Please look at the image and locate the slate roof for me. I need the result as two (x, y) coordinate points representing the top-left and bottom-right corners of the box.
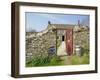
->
(48, 24), (76, 30)
(47, 23), (89, 32)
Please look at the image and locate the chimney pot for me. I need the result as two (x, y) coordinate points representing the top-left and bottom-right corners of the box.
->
(48, 21), (51, 25)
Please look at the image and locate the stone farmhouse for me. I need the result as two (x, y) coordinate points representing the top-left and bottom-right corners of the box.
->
(26, 21), (89, 60)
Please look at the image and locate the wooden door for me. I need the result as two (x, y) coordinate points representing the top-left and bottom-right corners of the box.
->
(65, 29), (73, 55)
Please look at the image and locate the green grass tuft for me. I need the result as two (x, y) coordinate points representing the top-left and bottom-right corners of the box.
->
(26, 55), (63, 67)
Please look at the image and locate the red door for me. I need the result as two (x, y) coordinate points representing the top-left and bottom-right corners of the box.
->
(65, 29), (73, 55)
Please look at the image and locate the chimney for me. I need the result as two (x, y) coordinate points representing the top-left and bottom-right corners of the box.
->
(78, 20), (80, 27)
(48, 21), (51, 25)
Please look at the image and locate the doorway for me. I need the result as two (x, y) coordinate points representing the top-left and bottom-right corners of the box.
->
(62, 35), (64, 41)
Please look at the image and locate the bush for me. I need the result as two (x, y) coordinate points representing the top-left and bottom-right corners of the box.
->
(81, 47), (89, 56)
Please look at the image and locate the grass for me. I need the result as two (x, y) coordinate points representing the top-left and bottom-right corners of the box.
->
(26, 53), (89, 67)
(26, 55), (64, 67)
(26, 48), (89, 67)
(71, 53), (89, 65)
(70, 47), (89, 65)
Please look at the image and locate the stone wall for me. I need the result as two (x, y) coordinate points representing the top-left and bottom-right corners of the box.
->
(26, 25), (89, 61)
(26, 29), (56, 61)
(73, 30), (89, 54)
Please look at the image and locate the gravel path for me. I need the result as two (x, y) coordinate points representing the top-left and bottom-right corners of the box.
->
(57, 41), (72, 65)
(60, 56), (71, 65)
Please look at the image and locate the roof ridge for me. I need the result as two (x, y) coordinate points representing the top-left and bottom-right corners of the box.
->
(50, 24), (77, 25)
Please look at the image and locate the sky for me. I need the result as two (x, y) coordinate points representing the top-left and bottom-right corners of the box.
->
(25, 12), (89, 32)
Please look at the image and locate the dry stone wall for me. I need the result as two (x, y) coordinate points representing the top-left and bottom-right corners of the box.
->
(26, 25), (89, 61)
(26, 29), (56, 61)
(73, 30), (89, 55)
